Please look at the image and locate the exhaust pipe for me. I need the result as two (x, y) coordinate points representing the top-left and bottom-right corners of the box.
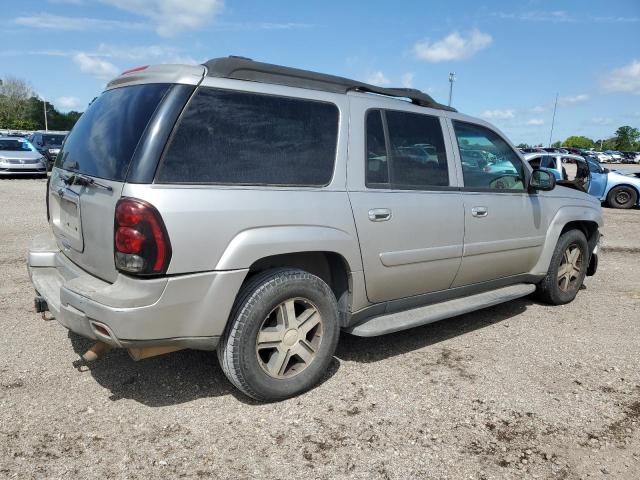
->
(82, 341), (112, 362)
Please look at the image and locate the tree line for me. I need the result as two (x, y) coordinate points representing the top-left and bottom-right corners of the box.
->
(0, 76), (82, 131)
(518, 126), (640, 152)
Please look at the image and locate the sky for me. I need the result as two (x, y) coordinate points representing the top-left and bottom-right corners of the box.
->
(1, 0), (639, 145)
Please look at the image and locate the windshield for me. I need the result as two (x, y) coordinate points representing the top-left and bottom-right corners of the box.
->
(42, 134), (66, 146)
(0, 139), (36, 152)
(55, 83), (170, 181)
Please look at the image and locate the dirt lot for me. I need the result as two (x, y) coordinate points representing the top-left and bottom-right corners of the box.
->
(1, 177), (639, 480)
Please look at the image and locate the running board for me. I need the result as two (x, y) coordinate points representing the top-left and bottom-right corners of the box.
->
(346, 283), (536, 337)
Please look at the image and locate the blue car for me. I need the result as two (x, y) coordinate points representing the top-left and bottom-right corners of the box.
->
(524, 153), (591, 193)
(585, 156), (640, 209)
(525, 152), (640, 209)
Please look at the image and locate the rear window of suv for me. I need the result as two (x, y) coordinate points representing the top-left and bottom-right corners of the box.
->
(156, 87), (339, 186)
(55, 83), (170, 181)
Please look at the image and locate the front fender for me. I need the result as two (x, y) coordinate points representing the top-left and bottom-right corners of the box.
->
(530, 204), (603, 276)
(215, 225), (363, 272)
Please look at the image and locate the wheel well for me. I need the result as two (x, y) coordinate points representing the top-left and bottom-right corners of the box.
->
(561, 220), (599, 252)
(608, 183), (640, 200)
(247, 252), (351, 324)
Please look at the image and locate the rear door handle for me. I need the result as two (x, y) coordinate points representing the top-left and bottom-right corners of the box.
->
(471, 206), (488, 217)
(368, 208), (392, 222)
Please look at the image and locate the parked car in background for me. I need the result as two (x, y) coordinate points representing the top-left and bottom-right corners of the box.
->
(620, 151), (640, 164)
(583, 155), (640, 209)
(28, 131), (68, 170)
(524, 153), (591, 193)
(603, 150), (623, 163)
(592, 151), (612, 163)
(28, 57), (602, 400)
(0, 136), (47, 176)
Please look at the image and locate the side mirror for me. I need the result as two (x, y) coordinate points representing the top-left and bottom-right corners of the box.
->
(529, 169), (556, 191)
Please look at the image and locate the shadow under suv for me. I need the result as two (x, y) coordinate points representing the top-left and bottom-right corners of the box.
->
(28, 57), (602, 401)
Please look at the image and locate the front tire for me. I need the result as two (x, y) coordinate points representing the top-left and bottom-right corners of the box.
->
(607, 186), (637, 209)
(217, 268), (340, 401)
(536, 229), (589, 305)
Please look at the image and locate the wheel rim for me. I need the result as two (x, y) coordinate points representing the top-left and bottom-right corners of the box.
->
(557, 243), (583, 292)
(615, 190), (630, 205)
(255, 298), (323, 379)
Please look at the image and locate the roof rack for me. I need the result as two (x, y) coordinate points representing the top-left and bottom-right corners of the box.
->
(202, 56), (456, 112)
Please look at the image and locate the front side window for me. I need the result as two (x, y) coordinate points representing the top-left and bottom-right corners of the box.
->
(157, 88), (339, 186)
(453, 121), (525, 191)
(365, 109), (449, 189)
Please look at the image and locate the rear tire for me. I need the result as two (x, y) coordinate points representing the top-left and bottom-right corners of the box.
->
(607, 186), (637, 209)
(536, 229), (589, 305)
(217, 268), (340, 401)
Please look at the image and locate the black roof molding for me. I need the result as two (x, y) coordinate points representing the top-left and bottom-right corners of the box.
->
(202, 56), (456, 112)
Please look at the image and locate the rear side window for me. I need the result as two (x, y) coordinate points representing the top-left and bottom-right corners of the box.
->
(157, 88), (339, 186)
(55, 84), (170, 181)
(365, 109), (449, 189)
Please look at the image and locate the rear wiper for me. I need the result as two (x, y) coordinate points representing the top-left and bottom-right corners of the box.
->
(62, 173), (113, 192)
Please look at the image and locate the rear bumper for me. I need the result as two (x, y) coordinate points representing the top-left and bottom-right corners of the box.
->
(27, 232), (248, 350)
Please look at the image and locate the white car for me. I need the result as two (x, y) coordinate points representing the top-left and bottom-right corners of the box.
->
(593, 151), (612, 163)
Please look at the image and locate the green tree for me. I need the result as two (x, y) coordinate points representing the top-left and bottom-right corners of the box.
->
(613, 126), (640, 151)
(563, 136), (594, 149)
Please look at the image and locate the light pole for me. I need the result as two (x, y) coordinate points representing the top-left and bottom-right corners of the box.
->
(448, 72), (456, 107)
(43, 97), (48, 131)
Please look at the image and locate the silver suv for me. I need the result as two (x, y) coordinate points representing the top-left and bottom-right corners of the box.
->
(28, 57), (602, 401)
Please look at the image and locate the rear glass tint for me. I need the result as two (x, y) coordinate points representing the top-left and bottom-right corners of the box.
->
(55, 84), (170, 181)
(156, 88), (339, 186)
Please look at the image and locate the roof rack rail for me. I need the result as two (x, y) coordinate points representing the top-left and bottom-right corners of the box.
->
(202, 56), (456, 112)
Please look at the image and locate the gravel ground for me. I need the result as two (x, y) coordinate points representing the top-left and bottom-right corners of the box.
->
(1, 177), (639, 480)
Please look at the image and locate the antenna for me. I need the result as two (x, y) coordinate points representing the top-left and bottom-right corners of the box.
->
(548, 93), (558, 147)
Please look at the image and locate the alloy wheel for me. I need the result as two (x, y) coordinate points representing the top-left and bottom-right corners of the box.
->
(557, 243), (583, 292)
(255, 298), (323, 379)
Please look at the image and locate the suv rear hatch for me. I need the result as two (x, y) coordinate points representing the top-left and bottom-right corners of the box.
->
(48, 65), (204, 283)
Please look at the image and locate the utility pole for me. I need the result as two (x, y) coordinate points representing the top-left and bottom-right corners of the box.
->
(448, 72), (456, 107)
(43, 97), (48, 131)
(548, 93), (558, 147)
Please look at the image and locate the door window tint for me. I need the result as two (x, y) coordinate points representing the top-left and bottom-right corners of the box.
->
(365, 110), (388, 185)
(453, 121), (525, 191)
(365, 109), (449, 189)
(157, 88), (339, 186)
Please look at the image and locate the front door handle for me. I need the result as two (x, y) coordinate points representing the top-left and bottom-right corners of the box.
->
(471, 206), (488, 217)
(368, 208), (392, 222)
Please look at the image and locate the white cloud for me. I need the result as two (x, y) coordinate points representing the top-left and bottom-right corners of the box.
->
(492, 11), (573, 23)
(530, 105), (547, 113)
(590, 117), (613, 126)
(526, 118), (545, 126)
(56, 96), (82, 110)
(366, 71), (390, 86)
(73, 53), (119, 80)
(558, 94), (589, 105)
(414, 29), (492, 62)
(14, 13), (145, 31)
(480, 109), (515, 120)
(602, 60), (640, 95)
(401, 72), (414, 88)
(102, 0), (224, 37)
(492, 10), (639, 24)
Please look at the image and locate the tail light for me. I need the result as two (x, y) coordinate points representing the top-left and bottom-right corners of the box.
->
(114, 198), (171, 276)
